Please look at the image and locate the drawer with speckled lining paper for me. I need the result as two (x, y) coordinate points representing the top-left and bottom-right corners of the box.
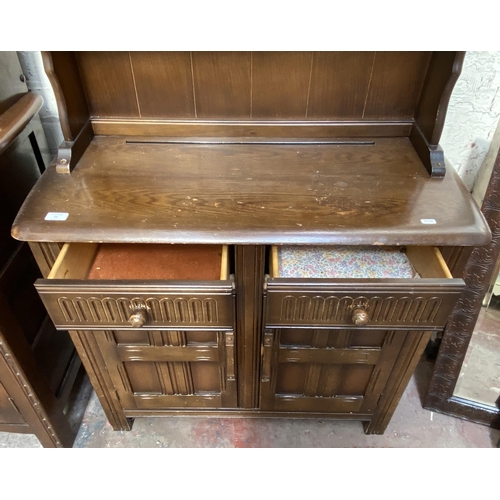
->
(265, 246), (464, 330)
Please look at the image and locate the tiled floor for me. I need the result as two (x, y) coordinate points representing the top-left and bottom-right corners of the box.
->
(2, 354), (499, 448)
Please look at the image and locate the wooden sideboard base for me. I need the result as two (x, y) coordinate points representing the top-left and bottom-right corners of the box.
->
(29, 241), (461, 436)
(122, 410), (379, 435)
(11, 51), (492, 438)
(115, 410), (396, 436)
(122, 409), (373, 419)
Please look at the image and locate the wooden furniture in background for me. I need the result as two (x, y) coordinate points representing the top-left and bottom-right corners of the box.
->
(12, 51), (491, 435)
(424, 142), (500, 429)
(0, 52), (82, 447)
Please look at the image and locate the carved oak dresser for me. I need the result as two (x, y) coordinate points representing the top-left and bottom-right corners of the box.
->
(11, 51), (491, 435)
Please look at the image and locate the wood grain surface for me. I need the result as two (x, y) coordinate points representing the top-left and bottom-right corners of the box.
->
(363, 52), (431, 119)
(12, 137), (490, 246)
(192, 52), (251, 119)
(130, 52), (195, 118)
(307, 52), (375, 119)
(71, 51), (440, 124)
(90, 120), (412, 138)
(12, 136), (490, 246)
(77, 52), (139, 118)
(251, 52), (312, 119)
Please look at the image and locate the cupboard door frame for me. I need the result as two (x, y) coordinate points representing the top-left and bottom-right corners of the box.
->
(94, 329), (237, 411)
(260, 326), (432, 434)
(259, 327), (407, 412)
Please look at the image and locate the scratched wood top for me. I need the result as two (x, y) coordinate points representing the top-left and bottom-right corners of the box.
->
(12, 136), (490, 246)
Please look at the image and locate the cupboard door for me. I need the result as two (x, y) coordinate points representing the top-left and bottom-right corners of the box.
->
(93, 329), (237, 410)
(260, 328), (408, 414)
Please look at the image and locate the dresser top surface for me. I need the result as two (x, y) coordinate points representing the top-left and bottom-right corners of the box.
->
(12, 135), (490, 246)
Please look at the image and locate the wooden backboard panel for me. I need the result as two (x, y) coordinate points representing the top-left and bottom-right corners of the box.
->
(73, 51), (439, 127)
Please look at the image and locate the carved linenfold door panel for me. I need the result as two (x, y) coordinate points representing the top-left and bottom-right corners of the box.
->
(260, 328), (408, 413)
(93, 329), (237, 410)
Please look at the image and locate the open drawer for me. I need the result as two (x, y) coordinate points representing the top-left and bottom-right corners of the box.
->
(35, 243), (234, 330)
(265, 246), (464, 330)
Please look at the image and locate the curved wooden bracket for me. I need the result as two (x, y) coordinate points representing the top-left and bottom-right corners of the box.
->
(55, 119), (94, 174)
(410, 51), (466, 177)
(41, 51), (91, 147)
(430, 52), (466, 146)
(410, 123), (446, 177)
(0, 93), (43, 155)
(41, 51), (73, 142)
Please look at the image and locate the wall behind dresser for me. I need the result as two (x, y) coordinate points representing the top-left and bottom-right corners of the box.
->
(441, 51), (500, 190)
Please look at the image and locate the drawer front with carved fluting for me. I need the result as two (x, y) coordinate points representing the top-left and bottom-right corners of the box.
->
(267, 246), (465, 330)
(35, 282), (234, 330)
(265, 280), (463, 330)
(34, 243), (234, 331)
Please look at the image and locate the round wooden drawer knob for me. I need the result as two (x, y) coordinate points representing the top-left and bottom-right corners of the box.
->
(352, 308), (369, 327)
(129, 309), (148, 327)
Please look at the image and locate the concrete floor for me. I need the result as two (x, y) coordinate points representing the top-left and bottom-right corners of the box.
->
(1, 354), (499, 448)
